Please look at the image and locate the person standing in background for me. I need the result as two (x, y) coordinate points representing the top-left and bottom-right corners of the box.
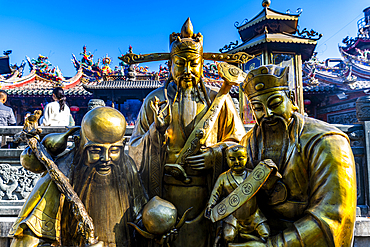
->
(0, 90), (16, 147)
(41, 87), (70, 126)
(0, 90), (16, 127)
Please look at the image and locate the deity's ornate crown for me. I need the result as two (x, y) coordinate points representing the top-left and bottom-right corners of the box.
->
(119, 18), (253, 65)
(169, 18), (203, 56)
(242, 65), (289, 99)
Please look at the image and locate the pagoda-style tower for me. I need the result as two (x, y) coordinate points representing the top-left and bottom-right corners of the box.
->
(341, 6), (370, 55)
(226, 0), (321, 117)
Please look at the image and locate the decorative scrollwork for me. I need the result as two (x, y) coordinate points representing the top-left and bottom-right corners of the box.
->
(234, 19), (248, 28)
(219, 41), (239, 53)
(297, 28), (323, 40)
(119, 53), (170, 65)
(203, 52), (254, 64)
(286, 8), (303, 15)
(348, 130), (364, 144)
(119, 51), (253, 65)
(181, 129), (205, 165)
(342, 36), (358, 47)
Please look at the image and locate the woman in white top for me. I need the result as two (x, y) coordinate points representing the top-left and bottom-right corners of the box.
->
(41, 87), (71, 126)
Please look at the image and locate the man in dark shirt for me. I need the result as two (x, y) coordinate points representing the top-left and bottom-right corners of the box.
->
(0, 90), (16, 126)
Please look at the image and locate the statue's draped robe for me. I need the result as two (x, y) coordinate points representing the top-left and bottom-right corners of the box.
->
(9, 149), (147, 247)
(241, 112), (356, 247)
(129, 81), (246, 247)
(208, 170), (267, 237)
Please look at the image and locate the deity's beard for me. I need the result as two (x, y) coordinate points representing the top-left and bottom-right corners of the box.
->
(259, 115), (290, 167)
(65, 158), (131, 245)
(71, 160), (125, 203)
(260, 115), (290, 133)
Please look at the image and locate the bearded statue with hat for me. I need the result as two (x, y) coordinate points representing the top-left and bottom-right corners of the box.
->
(126, 18), (252, 247)
(9, 107), (148, 247)
(235, 64), (356, 247)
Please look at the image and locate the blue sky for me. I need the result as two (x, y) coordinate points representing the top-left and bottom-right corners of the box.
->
(0, 0), (369, 76)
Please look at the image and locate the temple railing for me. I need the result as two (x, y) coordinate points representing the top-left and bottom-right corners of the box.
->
(0, 124), (367, 211)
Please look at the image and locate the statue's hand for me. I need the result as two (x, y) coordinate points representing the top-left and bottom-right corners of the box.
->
(150, 96), (172, 133)
(156, 229), (178, 245)
(261, 159), (282, 190)
(204, 205), (213, 219)
(229, 241), (267, 247)
(187, 147), (214, 170)
(77, 214), (97, 246)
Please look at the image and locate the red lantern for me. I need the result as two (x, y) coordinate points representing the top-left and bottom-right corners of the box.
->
(304, 99), (311, 105)
(70, 106), (80, 112)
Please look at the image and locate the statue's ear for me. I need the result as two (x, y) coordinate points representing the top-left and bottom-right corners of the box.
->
(73, 135), (80, 148)
(167, 60), (172, 70)
(288, 90), (296, 103)
(122, 138), (127, 148)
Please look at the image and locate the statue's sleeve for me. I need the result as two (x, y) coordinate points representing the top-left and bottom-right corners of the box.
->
(125, 154), (148, 218)
(208, 174), (226, 207)
(270, 134), (356, 247)
(128, 98), (164, 197)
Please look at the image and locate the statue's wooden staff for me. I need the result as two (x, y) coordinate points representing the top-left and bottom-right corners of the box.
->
(19, 127), (100, 246)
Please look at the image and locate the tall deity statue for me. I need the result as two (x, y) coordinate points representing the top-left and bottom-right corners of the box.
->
(128, 18), (246, 247)
(235, 65), (356, 246)
(10, 107), (147, 247)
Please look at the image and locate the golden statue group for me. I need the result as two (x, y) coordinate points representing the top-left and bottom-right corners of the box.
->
(9, 18), (356, 247)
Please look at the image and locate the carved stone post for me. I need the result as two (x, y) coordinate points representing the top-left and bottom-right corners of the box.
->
(356, 96), (370, 215)
(357, 96), (370, 121)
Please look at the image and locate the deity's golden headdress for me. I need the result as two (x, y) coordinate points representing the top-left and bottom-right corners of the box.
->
(169, 18), (203, 56)
(242, 65), (289, 99)
(119, 18), (253, 65)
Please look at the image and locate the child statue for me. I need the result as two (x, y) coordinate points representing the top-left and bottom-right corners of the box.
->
(205, 144), (269, 244)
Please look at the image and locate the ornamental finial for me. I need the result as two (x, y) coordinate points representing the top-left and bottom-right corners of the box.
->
(262, 0), (271, 8)
(181, 17), (194, 38)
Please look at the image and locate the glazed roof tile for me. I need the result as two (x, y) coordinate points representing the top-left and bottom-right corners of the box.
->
(2, 69), (93, 96)
(83, 79), (163, 90)
(303, 84), (337, 93)
(230, 33), (317, 53)
(237, 8), (299, 31)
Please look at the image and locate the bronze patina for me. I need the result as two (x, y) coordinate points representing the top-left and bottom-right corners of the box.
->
(232, 64), (356, 247)
(9, 107), (147, 247)
(128, 18), (251, 247)
(8, 13), (356, 247)
(206, 145), (276, 245)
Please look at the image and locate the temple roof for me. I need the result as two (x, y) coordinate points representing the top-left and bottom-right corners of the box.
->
(238, 8), (299, 31)
(237, 8), (299, 42)
(2, 70), (93, 97)
(229, 32), (317, 61)
(303, 46), (370, 94)
(232, 33), (316, 51)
